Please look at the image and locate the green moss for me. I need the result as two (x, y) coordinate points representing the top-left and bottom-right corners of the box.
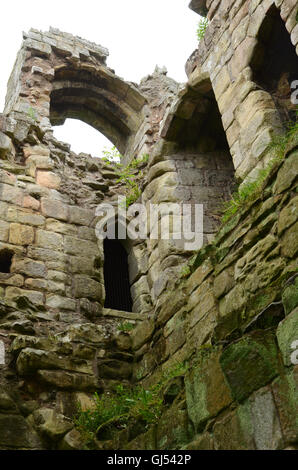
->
(269, 115), (298, 159)
(276, 308), (298, 366)
(117, 321), (135, 332)
(237, 400), (254, 444)
(282, 276), (298, 315)
(180, 265), (191, 278)
(185, 346), (232, 432)
(191, 244), (215, 271)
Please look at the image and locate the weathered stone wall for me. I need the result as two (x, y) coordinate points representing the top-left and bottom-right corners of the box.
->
(0, 131), (107, 318)
(102, 133), (297, 451)
(109, 0), (298, 450)
(0, 114), (147, 449)
(133, 0), (298, 320)
(185, 0), (298, 181)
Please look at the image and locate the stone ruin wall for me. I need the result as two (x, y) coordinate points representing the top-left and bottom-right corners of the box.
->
(0, 0), (297, 450)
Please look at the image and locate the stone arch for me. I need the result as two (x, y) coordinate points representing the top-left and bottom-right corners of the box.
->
(4, 29), (147, 157)
(250, 4), (298, 124)
(50, 65), (146, 155)
(160, 73), (235, 238)
(97, 211), (151, 314)
(161, 74), (232, 154)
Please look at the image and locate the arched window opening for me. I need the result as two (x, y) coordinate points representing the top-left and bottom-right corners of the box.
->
(52, 119), (120, 160)
(162, 82), (235, 236)
(251, 5), (298, 124)
(103, 238), (133, 313)
(49, 65), (145, 157)
(172, 89), (231, 154)
(0, 249), (13, 274)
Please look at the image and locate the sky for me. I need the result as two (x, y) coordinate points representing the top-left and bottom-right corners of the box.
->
(0, 1), (200, 157)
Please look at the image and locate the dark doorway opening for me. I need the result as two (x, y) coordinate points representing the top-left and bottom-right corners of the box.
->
(103, 239), (133, 312)
(0, 249), (13, 273)
(251, 5), (298, 124)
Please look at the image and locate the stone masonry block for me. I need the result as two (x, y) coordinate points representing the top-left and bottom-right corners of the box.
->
(220, 331), (280, 402)
(36, 171), (61, 189)
(40, 198), (68, 222)
(36, 230), (63, 251)
(9, 224), (34, 246)
(11, 258), (47, 278)
(73, 276), (103, 302)
(185, 348), (232, 431)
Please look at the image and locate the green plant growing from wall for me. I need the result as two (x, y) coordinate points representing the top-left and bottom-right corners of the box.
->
(74, 361), (188, 446)
(116, 154), (149, 207)
(221, 116), (298, 223)
(27, 106), (37, 122)
(197, 17), (209, 41)
(117, 165), (142, 207)
(117, 321), (135, 332)
(269, 113), (298, 158)
(100, 149), (148, 207)
(101, 146), (123, 163)
(180, 264), (191, 279)
(221, 159), (281, 222)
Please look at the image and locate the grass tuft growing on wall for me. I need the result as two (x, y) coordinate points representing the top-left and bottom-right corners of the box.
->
(74, 362), (187, 445)
(221, 115), (298, 223)
(221, 158), (281, 223)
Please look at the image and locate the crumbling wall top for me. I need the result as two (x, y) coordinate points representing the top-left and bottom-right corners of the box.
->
(23, 27), (109, 62)
(189, 0), (208, 16)
(3, 28), (149, 158)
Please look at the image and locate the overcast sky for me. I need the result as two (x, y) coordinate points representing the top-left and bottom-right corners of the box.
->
(1, 1), (199, 157)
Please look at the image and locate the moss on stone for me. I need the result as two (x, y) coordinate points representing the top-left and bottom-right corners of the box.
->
(185, 347), (232, 432)
(282, 276), (298, 315)
(220, 331), (280, 403)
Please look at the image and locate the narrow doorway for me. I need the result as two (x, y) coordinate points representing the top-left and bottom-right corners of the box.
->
(103, 239), (133, 312)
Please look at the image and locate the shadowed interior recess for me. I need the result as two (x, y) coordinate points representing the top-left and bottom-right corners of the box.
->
(103, 239), (133, 312)
(251, 4), (298, 123)
(0, 249), (13, 273)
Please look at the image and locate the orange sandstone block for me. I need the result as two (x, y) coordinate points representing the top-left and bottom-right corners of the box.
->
(36, 171), (61, 189)
(23, 195), (40, 211)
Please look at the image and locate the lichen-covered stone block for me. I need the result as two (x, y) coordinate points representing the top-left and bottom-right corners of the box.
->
(220, 331), (280, 402)
(185, 349), (232, 431)
(9, 223), (34, 246)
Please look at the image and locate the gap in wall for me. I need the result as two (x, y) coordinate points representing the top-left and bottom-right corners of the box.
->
(0, 249), (14, 274)
(103, 238), (133, 313)
(52, 119), (117, 159)
(251, 5), (298, 124)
